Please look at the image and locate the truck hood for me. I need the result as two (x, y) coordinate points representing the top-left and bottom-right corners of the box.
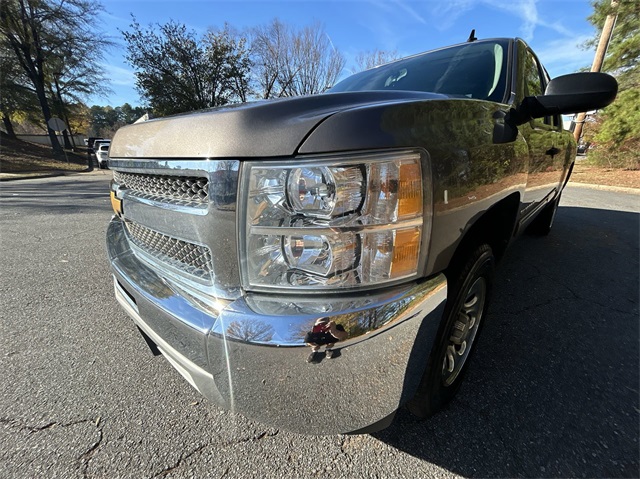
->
(109, 91), (447, 158)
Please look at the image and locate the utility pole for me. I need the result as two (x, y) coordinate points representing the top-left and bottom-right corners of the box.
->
(573, 0), (619, 143)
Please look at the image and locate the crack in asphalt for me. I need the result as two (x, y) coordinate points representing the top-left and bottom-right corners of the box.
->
(150, 429), (280, 478)
(221, 429), (279, 447)
(339, 435), (347, 456)
(79, 422), (104, 479)
(245, 430), (278, 442)
(152, 444), (207, 478)
(0, 416), (106, 479)
(330, 434), (352, 469)
(0, 417), (96, 433)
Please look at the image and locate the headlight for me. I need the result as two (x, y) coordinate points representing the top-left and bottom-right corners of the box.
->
(239, 150), (430, 292)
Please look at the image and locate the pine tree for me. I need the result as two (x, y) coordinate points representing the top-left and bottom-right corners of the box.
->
(586, 0), (639, 168)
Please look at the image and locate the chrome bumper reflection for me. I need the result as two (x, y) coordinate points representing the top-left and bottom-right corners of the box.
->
(107, 217), (447, 434)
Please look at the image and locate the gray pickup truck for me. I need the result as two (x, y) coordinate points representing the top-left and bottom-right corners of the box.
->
(106, 37), (617, 435)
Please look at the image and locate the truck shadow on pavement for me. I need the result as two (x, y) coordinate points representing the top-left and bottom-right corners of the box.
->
(374, 206), (639, 478)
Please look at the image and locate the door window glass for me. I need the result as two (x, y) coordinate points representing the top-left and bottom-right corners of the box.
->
(523, 50), (552, 126)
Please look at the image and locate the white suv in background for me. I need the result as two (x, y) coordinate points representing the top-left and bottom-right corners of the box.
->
(93, 140), (111, 169)
(95, 141), (111, 169)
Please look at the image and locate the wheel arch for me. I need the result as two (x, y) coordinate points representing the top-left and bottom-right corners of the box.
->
(445, 192), (520, 282)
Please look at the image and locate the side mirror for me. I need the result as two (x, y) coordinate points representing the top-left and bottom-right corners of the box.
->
(514, 72), (618, 125)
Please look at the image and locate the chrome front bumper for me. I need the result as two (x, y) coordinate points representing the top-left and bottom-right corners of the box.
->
(107, 217), (447, 434)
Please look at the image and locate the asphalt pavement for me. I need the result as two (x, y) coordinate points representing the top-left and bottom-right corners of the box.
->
(1, 171), (638, 478)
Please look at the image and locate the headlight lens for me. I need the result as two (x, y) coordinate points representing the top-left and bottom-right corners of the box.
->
(240, 150), (429, 291)
(283, 232), (357, 276)
(286, 166), (364, 218)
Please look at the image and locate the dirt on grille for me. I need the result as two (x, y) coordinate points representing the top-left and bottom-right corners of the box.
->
(1, 135), (638, 189)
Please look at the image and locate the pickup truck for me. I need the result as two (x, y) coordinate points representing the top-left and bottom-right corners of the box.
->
(106, 37), (617, 435)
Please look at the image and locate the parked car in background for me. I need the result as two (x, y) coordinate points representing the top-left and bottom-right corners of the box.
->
(93, 139), (110, 150)
(86, 137), (104, 153)
(96, 143), (111, 169)
(93, 139), (110, 166)
(577, 140), (591, 156)
(105, 37), (617, 435)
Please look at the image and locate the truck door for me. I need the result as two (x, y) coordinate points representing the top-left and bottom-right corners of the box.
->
(520, 48), (564, 214)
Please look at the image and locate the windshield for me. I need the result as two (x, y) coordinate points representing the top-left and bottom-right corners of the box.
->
(330, 40), (510, 102)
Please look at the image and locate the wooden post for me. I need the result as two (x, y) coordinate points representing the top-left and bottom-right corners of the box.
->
(573, 0), (619, 143)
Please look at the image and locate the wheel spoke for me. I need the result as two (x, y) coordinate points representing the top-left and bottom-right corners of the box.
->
(463, 295), (478, 310)
(443, 346), (455, 373)
(468, 314), (476, 329)
(441, 276), (487, 386)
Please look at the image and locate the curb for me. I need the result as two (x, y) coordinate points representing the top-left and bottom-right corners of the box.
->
(0, 168), (106, 182)
(566, 181), (640, 195)
(0, 171), (69, 182)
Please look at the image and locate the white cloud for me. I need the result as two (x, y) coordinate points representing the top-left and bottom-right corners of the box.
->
(391, 0), (427, 25)
(357, 1), (412, 51)
(534, 35), (595, 77)
(425, 0), (596, 79)
(486, 0), (539, 40)
(430, 0), (571, 41)
(102, 64), (137, 86)
(429, 0), (474, 30)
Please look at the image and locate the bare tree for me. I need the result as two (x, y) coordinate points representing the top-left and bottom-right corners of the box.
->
(251, 19), (345, 99)
(0, 0), (111, 153)
(203, 24), (252, 104)
(0, 43), (38, 138)
(354, 49), (401, 72)
(47, 30), (113, 148)
(226, 319), (274, 343)
(250, 19), (293, 99)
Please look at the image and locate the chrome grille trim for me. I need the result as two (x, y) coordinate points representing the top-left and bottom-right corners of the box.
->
(124, 221), (213, 281)
(110, 158), (242, 299)
(114, 171), (208, 206)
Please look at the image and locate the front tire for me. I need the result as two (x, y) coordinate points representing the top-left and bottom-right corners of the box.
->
(407, 244), (495, 418)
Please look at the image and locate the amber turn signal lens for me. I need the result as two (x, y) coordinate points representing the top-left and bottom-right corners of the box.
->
(398, 162), (422, 218)
(390, 227), (421, 278)
(110, 191), (122, 215)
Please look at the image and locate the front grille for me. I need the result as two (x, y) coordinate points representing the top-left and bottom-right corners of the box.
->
(124, 221), (213, 280)
(114, 171), (208, 205)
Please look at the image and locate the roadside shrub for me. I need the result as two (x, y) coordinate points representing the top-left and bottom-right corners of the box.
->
(586, 138), (640, 170)
(584, 88), (640, 170)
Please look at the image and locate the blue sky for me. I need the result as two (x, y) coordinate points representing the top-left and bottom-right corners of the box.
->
(91, 0), (599, 107)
